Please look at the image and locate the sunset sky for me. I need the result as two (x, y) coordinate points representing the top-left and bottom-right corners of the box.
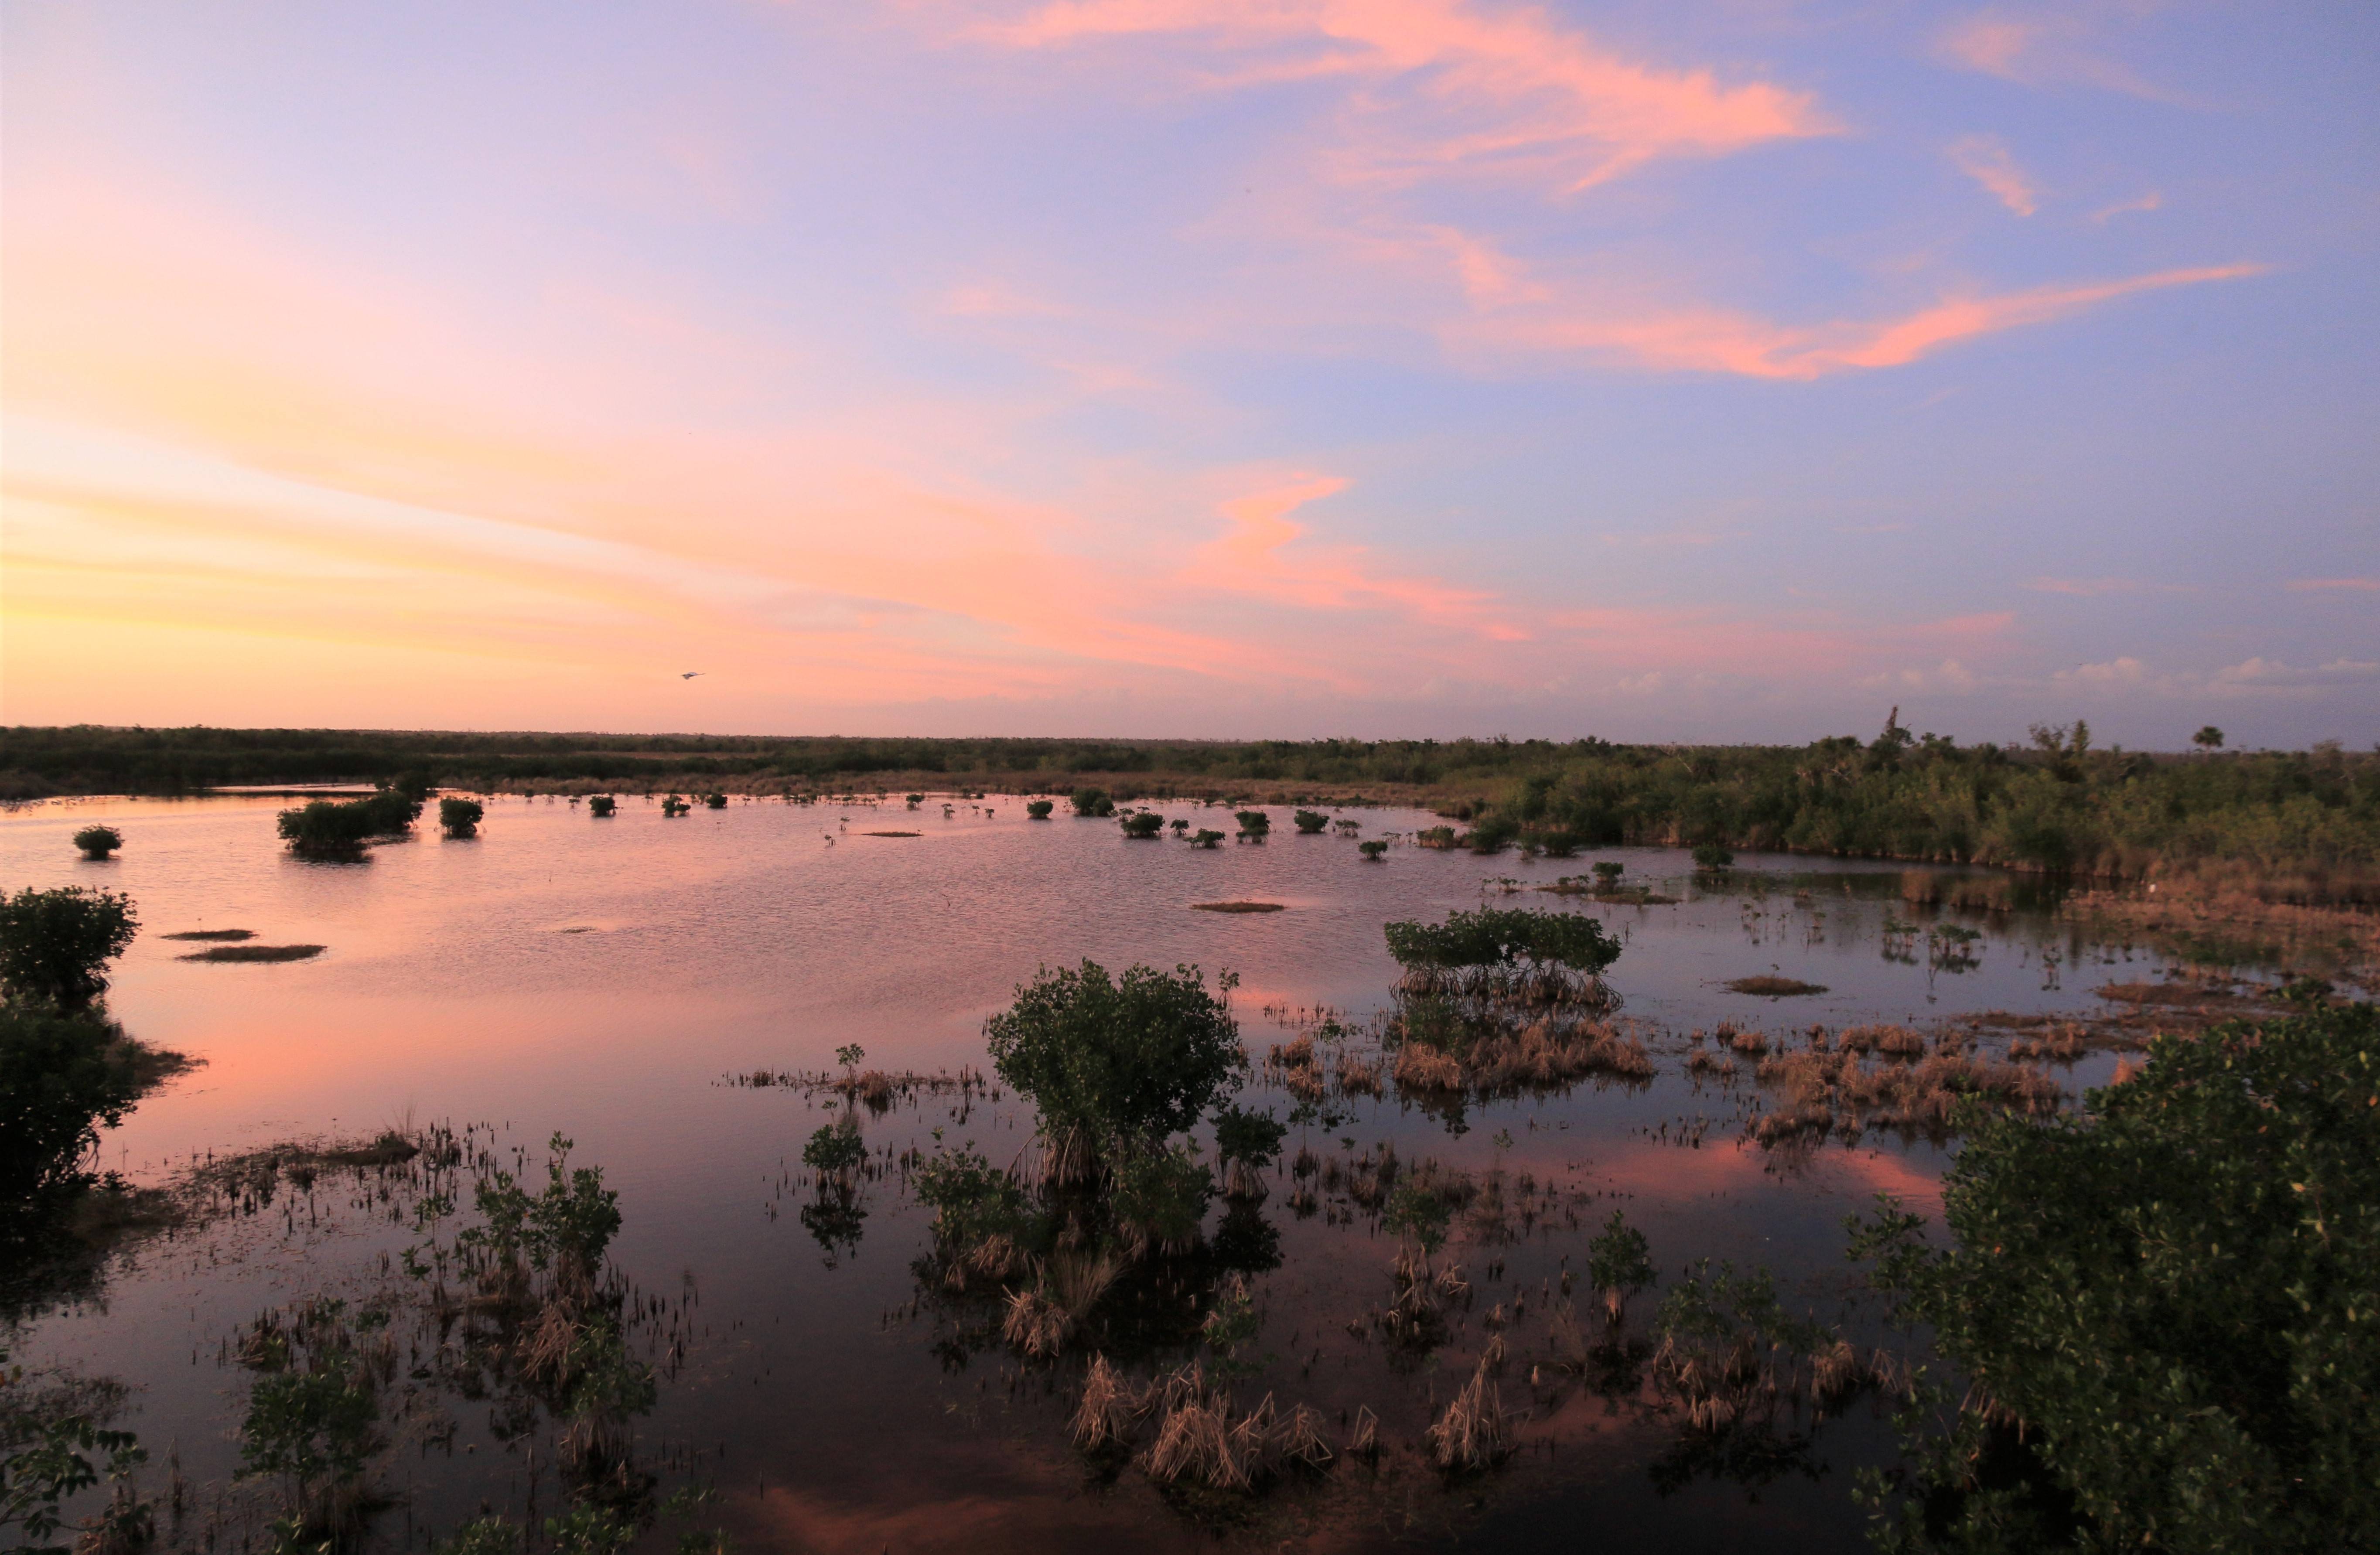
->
(3, 1), (2374, 746)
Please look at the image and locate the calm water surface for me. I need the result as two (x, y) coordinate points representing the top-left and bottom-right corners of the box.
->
(3, 795), (2179, 1554)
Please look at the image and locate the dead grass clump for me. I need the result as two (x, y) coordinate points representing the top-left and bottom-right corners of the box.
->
(2008, 1023), (2088, 1061)
(1337, 1054), (1383, 1096)
(1752, 1043), (2064, 1144)
(1724, 1024), (1767, 1055)
(176, 943), (326, 963)
(1424, 1361), (1510, 1473)
(2098, 979), (2223, 1006)
(1684, 1048), (1737, 1079)
(1348, 1406), (1381, 1462)
(1393, 1019), (1654, 1097)
(1393, 1043), (1466, 1092)
(1072, 1354), (1134, 1451)
(160, 928), (255, 941)
(1193, 901), (1287, 914)
(1279, 1404), (1334, 1470)
(1003, 1286), (1074, 1358)
(1837, 1023), (1926, 1057)
(1726, 975), (1827, 997)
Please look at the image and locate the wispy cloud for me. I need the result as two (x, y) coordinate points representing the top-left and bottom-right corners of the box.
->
(1452, 255), (2266, 379)
(981, 0), (1836, 193)
(1948, 134), (2038, 215)
(1938, 11), (2172, 100)
(2028, 576), (2195, 597)
(2286, 577), (2380, 592)
(2091, 190), (2162, 223)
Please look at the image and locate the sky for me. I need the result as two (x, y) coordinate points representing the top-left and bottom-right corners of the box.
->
(2, 1), (2375, 749)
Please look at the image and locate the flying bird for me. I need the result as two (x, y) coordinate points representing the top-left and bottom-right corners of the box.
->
(681, 672), (702, 679)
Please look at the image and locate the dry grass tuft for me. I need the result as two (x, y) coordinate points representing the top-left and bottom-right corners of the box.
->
(1424, 1361), (1510, 1473)
(1072, 1354), (1135, 1450)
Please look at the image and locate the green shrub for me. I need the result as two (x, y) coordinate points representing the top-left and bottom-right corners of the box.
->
(1170, 818), (1190, 834)
(802, 1124), (865, 1180)
(587, 796), (616, 817)
(905, 793), (925, 809)
(1382, 907), (1620, 974)
(437, 798), (483, 837)
(1586, 1210), (1655, 1305)
(1233, 809), (1270, 837)
(1120, 811), (1165, 839)
(238, 1367), (376, 1504)
(703, 793), (727, 809)
(912, 1148), (1034, 1246)
(1211, 1104), (1286, 1171)
(1465, 815), (1519, 853)
(983, 961), (1243, 1170)
(1292, 810), (1328, 834)
(1026, 800), (1055, 819)
(1592, 860), (1625, 883)
(435, 1518), (522, 1555)
(1071, 788), (1114, 817)
(1691, 842), (1734, 871)
(1111, 1143), (1211, 1256)
(1358, 839), (1388, 860)
(0, 887), (139, 1007)
(0, 1007), (150, 1196)
(1849, 1005), (2380, 1551)
(71, 826), (122, 860)
(1384, 1181), (1454, 1255)
(661, 795), (690, 817)
(275, 789), (421, 859)
(1192, 829), (1225, 849)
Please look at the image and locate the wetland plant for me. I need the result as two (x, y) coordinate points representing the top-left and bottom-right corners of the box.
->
(588, 796), (616, 817)
(1233, 809), (1270, 840)
(661, 795), (690, 818)
(72, 825), (123, 860)
(438, 798), (484, 838)
(1170, 818), (1190, 835)
(275, 788), (423, 860)
(1071, 788), (1115, 818)
(983, 960), (1243, 1184)
(1359, 839), (1388, 861)
(703, 792), (727, 809)
(1691, 843), (1735, 873)
(1586, 1210), (1656, 1323)
(1848, 1003), (2380, 1551)
(1211, 1104), (1286, 1201)
(1026, 800), (1055, 820)
(1120, 811), (1165, 839)
(1292, 810), (1328, 834)
(1383, 906), (1621, 1006)
(0, 886), (139, 1008)
(1593, 860), (1625, 885)
(1192, 829), (1225, 849)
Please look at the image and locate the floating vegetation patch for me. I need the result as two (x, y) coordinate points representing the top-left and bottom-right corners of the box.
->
(1192, 901), (1286, 914)
(1725, 975), (1827, 997)
(161, 928), (256, 941)
(177, 943), (326, 963)
(860, 830), (922, 838)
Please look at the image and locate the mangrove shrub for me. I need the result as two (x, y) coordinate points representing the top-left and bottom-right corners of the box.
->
(1292, 810), (1328, 834)
(1383, 907), (1620, 975)
(275, 788), (422, 858)
(438, 798), (483, 837)
(0, 887), (139, 1007)
(983, 961), (1243, 1174)
(1026, 800), (1055, 819)
(71, 826), (121, 860)
(1850, 1005), (2380, 1552)
(588, 796), (616, 817)
(1120, 811), (1165, 839)
(1071, 788), (1114, 818)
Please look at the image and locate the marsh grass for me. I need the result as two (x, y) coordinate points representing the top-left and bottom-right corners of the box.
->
(176, 944), (326, 964)
(1192, 901), (1284, 914)
(162, 928), (255, 941)
(1424, 1361), (1510, 1473)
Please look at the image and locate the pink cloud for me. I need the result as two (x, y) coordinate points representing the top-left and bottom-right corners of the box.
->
(1939, 11), (2172, 100)
(983, 0), (1834, 192)
(2091, 190), (2162, 223)
(1454, 256), (2266, 379)
(1189, 474), (1528, 642)
(1948, 134), (2038, 216)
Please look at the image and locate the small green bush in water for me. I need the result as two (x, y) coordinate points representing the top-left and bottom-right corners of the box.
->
(1192, 829), (1225, 849)
(72, 826), (123, 859)
(1359, 839), (1388, 860)
(1233, 809), (1270, 837)
(1026, 800), (1055, 819)
(1586, 1210), (1656, 1307)
(587, 796), (616, 817)
(275, 788), (421, 859)
(912, 1147), (1035, 1246)
(1692, 842), (1734, 871)
(1382, 907), (1619, 974)
(0, 886), (140, 1007)
(1384, 1181), (1453, 1255)
(237, 1367), (376, 1509)
(1292, 810), (1328, 834)
(1112, 1143), (1212, 1256)
(984, 960), (1243, 1170)
(1592, 860), (1625, 883)
(1120, 811), (1165, 839)
(1848, 1004), (2380, 1552)
(661, 795), (690, 817)
(1211, 1103), (1286, 1171)
(438, 798), (483, 837)
(1071, 788), (1114, 817)
(802, 1124), (865, 1180)
(703, 793), (727, 810)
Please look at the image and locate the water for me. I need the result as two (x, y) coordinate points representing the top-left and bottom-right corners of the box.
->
(1, 795), (2181, 1553)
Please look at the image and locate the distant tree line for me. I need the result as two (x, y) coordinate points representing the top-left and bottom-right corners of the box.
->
(3, 720), (2372, 897)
